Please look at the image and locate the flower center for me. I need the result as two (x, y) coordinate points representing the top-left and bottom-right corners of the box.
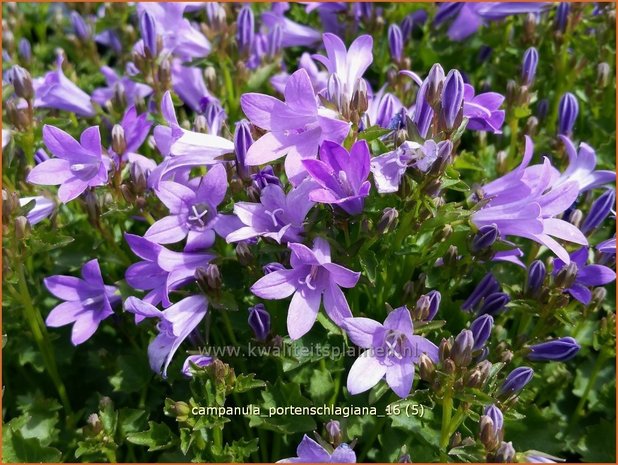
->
(264, 208), (285, 228)
(383, 330), (406, 362)
(299, 265), (320, 291)
(187, 203), (209, 229)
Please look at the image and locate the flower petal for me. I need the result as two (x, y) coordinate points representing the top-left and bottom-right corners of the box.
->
(251, 269), (297, 299)
(287, 288), (321, 340)
(346, 352), (387, 395)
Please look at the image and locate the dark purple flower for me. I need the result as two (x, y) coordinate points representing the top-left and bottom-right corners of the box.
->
(278, 434), (356, 463)
(234, 119), (253, 180)
(536, 99), (549, 120)
(552, 247), (616, 304)
(463, 84), (505, 133)
(45, 259), (120, 345)
(521, 47), (539, 86)
(302, 140), (371, 216)
(527, 337), (580, 362)
(415, 290), (441, 321)
(388, 24), (404, 62)
(251, 238), (360, 339)
(484, 404), (504, 432)
(557, 92), (578, 136)
(470, 314), (493, 351)
(462, 273), (500, 311)
(499, 366), (534, 396)
(556, 136), (615, 193)
(554, 2), (570, 32)
(344, 306), (438, 397)
(471, 224), (499, 252)
(27, 125), (110, 203)
(248, 304), (270, 341)
(252, 166), (282, 190)
(526, 260), (546, 295)
(414, 64), (444, 137)
(441, 69), (464, 130)
(237, 6), (255, 55)
(581, 189), (615, 234)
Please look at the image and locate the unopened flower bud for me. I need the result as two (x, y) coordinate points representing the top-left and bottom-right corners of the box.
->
(557, 92), (578, 136)
(111, 124), (127, 155)
(15, 216), (30, 240)
(581, 189), (615, 234)
(235, 242), (253, 266)
(524, 116), (538, 136)
(443, 358), (456, 374)
(499, 366), (534, 398)
(234, 119), (253, 180)
(484, 404), (504, 433)
(204, 66), (217, 90)
(267, 24), (283, 58)
(194, 114), (208, 133)
(479, 415), (498, 450)
(597, 62), (611, 88)
(470, 314), (493, 351)
(466, 359), (492, 388)
(495, 441), (516, 462)
(441, 69), (464, 131)
(418, 353), (435, 381)
(86, 413), (103, 436)
(351, 78), (369, 114)
(451, 329), (474, 367)
(414, 290), (441, 321)
(554, 2), (570, 33)
(325, 420), (342, 446)
(158, 58), (172, 88)
(527, 337), (580, 362)
(424, 63), (445, 106)
(439, 337), (452, 362)
(70, 11), (91, 41)
(139, 11), (158, 59)
(377, 207), (399, 234)
(521, 47), (538, 86)
(8, 65), (34, 101)
(536, 98), (549, 121)
(591, 287), (608, 305)
(443, 245), (459, 267)
(526, 260), (546, 297)
(471, 224), (499, 253)
(18, 38), (31, 63)
(388, 24), (404, 62)
(196, 264), (222, 292)
(248, 304), (270, 341)
(237, 6), (255, 55)
(554, 261), (579, 289)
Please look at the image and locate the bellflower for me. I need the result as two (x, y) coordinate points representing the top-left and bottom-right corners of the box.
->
(441, 69), (465, 130)
(270, 52), (329, 95)
(251, 237), (360, 339)
(227, 180), (316, 244)
(597, 236), (616, 256)
(463, 84), (505, 133)
(581, 189), (615, 234)
(472, 136), (587, 263)
(92, 66), (152, 107)
(34, 56), (95, 117)
(558, 92), (578, 136)
(27, 125), (110, 203)
(145, 164), (235, 251)
(462, 272), (501, 311)
(554, 136), (615, 193)
(45, 259), (120, 346)
(277, 434), (356, 463)
(261, 5), (322, 48)
(124, 233), (215, 308)
(182, 355), (213, 378)
(344, 306), (439, 398)
(527, 337), (580, 362)
(366, 86), (404, 128)
(312, 33), (374, 103)
(240, 69), (350, 185)
(125, 295), (208, 377)
(302, 140), (371, 216)
(19, 196), (55, 225)
(552, 247), (616, 305)
(171, 60), (214, 113)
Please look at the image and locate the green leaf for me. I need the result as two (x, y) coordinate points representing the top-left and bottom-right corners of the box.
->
(2, 424), (62, 462)
(234, 373), (267, 393)
(309, 369), (334, 403)
(358, 125), (391, 142)
(126, 421), (175, 452)
(359, 250), (379, 285)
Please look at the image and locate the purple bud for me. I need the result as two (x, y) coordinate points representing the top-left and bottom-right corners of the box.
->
(70, 11), (91, 41)
(18, 38), (31, 62)
(401, 16), (413, 40)
(526, 260), (546, 296)
(521, 47), (539, 86)
(496, 442), (516, 462)
(237, 6), (255, 55)
(267, 24), (283, 58)
(441, 69), (464, 131)
(327, 73), (344, 111)
(414, 290), (441, 321)
(581, 189), (615, 234)
(554, 2), (570, 33)
(557, 92), (578, 136)
(528, 337), (580, 362)
(461, 273), (500, 311)
(471, 224), (499, 252)
(424, 290), (441, 320)
(34, 149), (50, 165)
(536, 98), (549, 121)
(478, 292), (510, 316)
(388, 24), (404, 62)
(263, 262), (285, 275)
(484, 404), (504, 432)
(424, 63), (445, 105)
(234, 120), (253, 180)
(181, 355), (213, 378)
(499, 366), (534, 396)
(8, 65), (34, 100)
(252, 166), (281, 190)
(325, 420), (342, 445)
(248, 304), (270, 341)
(451, 329), (474, 367)
(376, 92), (399, 128)
(470, 314), (493, 351)
(139, 11), (158, 58)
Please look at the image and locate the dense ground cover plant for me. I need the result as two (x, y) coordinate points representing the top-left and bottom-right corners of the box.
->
(2, 2), (616, 462)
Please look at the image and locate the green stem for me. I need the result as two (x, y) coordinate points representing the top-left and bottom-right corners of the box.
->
(440, 390), (454, 450)
(569, 349), (609, 429)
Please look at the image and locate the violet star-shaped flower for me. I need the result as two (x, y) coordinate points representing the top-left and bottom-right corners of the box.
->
(124, 233), (215, 307)
(553, 247), (616, 305)
(19, 196), (55, 226)
(343, 306), (439, 398)
(240, 68), (350, 185)
(261, 5), (322, 48)
(27, 125), (110, 203)
(463, 84), (505, 133)
(251, 237), (360, 339)
(302, 140), (371, 216)
(125, 295), (208, 377)
(145, 164), (237, 251)
(270, 52), (329, 95)
(91, 66), (152, 107)
(171, 59), (216, 113)
(227, 180), (316, 244)
(45, 259), (120, 345)
(277, 435), (356, 463)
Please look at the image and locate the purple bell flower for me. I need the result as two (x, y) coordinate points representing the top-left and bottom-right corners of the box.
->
(470, 314), (493, 351)
(580, 189), (615, 234)
(388, 24), (404, 62)
(441, 69), (465, 131)
(182, 355), (213, 377)
(521, 47), (539, 86)
(18, 38), (31, 62)
(248, 304), (270, 341)
(527, 337), (580, 362)
(252, 166), (282, 190)
(278, 434), (356, 463)
(499, 366), (534, 396)
(484, 404), (504, 432)
(237, 6), (255, 55)
(557, 92), (578, 136)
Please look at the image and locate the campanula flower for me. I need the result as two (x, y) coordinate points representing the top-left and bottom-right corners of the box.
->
(463, 84), (505, 133)
(521, 47), (539, 86)
(555, 136), (615, 192)
(470, 314), (494, 350)
(581, 189), (615, 234)
(240, 69), (350, 185)
(19, 196), (55, 225)
(344, 306), (439, 398)
(182, 355), (213, 378)
(441, 69), (465, 130)
(270, 52), (329, 95)
(499, 366), (534, 396)
(27, 125), (110, 203)
(277, 434), (356, 463)
(227, 180), (316, 244)
(261, 5), (322, 48)
(557, 92), (578, 136)
(45, 259), (120, 345)
(171, 60), (214, 113)
(125, 295), (208, 377)
(527, 337), (580, 362)
(552, 247), (616, 304)
(251, 237), (360, 339)
(248, 304), (271, 341)
(302, 140), (371, 215)
(92, 66), (152, 107)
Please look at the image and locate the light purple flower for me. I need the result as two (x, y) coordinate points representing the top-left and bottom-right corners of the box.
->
(45, 259), (120, 345)
(125, 295), (208, 377)
(91, 66), (152, 107)
(124, 233), (215, 308)
(227, 180), (316, 244)
(302, 140), (371, 215)
(313, 33), (373, 104)
(463, 84), (505, 133)
(261, 6), (322, 48)
(145, 164), (234, 251)
(33, 56), (95, 117)
(182, 354), (213, 377)
(27, 125), (110, 203)
(366, 85), (404, 129)
(473, 136), (587, 264)
(240, 69), (350, 185)
(251, 237), (360, 340)
(597, 236), (616, 256)
(111, 106), (152, 167)
(270, 52), (329, 95)
(277, 435), (356, 463)
(171, 59), (214, 113)
(343, 306), (439, 398)
(554, 136), (615, 193)
(19, 196), (55, 225)
(552, 247), (616, 304)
